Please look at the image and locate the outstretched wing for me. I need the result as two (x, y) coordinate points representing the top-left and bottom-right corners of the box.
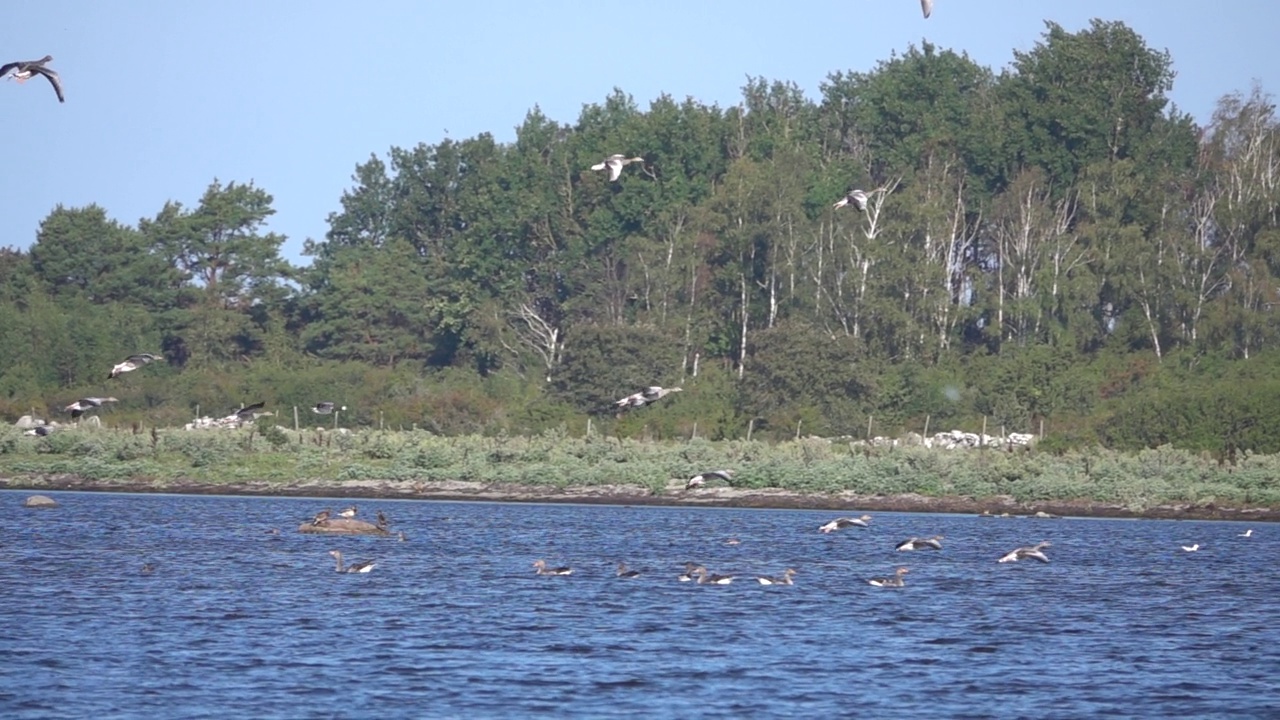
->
(32, 66), (64, 103)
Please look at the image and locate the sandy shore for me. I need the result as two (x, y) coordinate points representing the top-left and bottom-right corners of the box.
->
(4, 473), (1277, 522)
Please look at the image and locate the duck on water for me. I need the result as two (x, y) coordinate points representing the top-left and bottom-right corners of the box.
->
(329, 550), (376, 573)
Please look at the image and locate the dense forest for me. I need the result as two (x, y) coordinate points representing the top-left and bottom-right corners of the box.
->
(2, 20), (1279, 454)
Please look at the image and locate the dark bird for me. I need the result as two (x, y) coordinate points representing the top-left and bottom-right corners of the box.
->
(692, 567), (735, 585)
(64, 396), (118, 419)
(312, 402), (345, 414)
(329, 550), (376, 574)
(590, 153), (645, 182)
(614, 385), (682, 410)
(376, 510), (389, 528)
(533, 559), (573, 576)
(833, 189), (869, 212)
(677, 562), (706, 582)
(311, 509), (332, 526)
(819, 515), (872, 533)
(686, 469), (733, 490)
(896, 535), (944, 551)
(869, 567), (909, 588)
(108, 353), (160, 379)
(25, 423), (57, 437)
(616, 562), (641, 579)
(1, 55), (64, 103)
(229, 402), (270, 424)
(998, 541), (1051, 564)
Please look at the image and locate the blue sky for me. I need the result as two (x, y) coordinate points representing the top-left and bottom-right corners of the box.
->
(2, 1), (1274, 267)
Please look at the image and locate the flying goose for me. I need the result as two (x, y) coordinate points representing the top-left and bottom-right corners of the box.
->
(833, 189), (869, 212)
(869, 567), (909, 587)
(616, 562), (641, 579)
(64, 397), (118, 419)
(225, 402), (271, 425)
(756, 568), (797, 586)
(692, 567), (735, 585)
(998, 541), (1051, 563)
(533, 559), (573, 576)
(329, 550), (376, 573)
(896, 535), (944, 551)
(614, 385), (682, 410)
(686, 469), (733, 490)
(590, 154), (645, 182)
(312, 402), (345, 414)
(819, 515), (872, 533)
(1, 55), (64, 103)
(108, 353), (160, 379)
(921, 0), (934, 19)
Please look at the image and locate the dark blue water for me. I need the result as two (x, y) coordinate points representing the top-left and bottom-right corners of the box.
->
(1, 490), (1276, 718)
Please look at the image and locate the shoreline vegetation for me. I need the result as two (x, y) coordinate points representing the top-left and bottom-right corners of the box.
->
(3, 426), (1278, 522)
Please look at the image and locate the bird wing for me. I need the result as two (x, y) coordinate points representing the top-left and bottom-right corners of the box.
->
(706, 470), (733, 482)
(127, 353), (157, 365)
(237, 401), (266, 416)
(608, 161), (623, 181)
(31, 66), (64, 103)
(591, 161), (607, 171)
(0, 62), (18, 77)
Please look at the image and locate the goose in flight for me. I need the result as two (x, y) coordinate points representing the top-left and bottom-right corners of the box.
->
(686, 469), (733, 490)
(998, 541), (1051, 563)
(869, 567), (909, 587)
(226, 402), (270, 425)
(108, 353), (161, 379)
(1, 55), (64, 103)
(329, 550), (376, 573)
(896, 535), (944, 551)
(614, 385), (682, 410)
(819, 515), (872, 533)
(64, 397), (118, 419)
(921, 0), (934, 19)
(833, 189), (869, 212)
(591, 154), (645, 182)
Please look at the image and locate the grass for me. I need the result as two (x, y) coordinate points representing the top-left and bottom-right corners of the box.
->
(2, 424), (1279, 509)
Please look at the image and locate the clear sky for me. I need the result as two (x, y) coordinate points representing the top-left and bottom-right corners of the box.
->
(2, 1), (1274, 267)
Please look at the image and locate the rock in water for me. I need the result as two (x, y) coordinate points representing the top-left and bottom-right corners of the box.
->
(24, 495), (59, 508)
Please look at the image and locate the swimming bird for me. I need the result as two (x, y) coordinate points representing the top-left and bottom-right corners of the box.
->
(616, 562), (641, 579)
(64, 396), (118, 419)
(1181, 544), (1200, 552)
(1240, 529), (1253, 538)
(723, 538), (741, 546)
(338, 506), (357, 518)
(311, 509), (332, 526)
(329, 550), (376, 574)
(819, 515), (872, 533)
(868, 567), (909, 587)
(141, 563), (156, 574)
(692, 567), (735, 585)
(833, 189), (869, 212)
(533, 559), (573, 576)
(998, 541), (1051, 563)
(686, 469), (733, 490)
(376, 510), (389, 528)
(591, 154), (645, 182)
(108, 353), (160, 379)
(1, 55), (64, 103)
(312, 402), (345, 414)
(678, 562), (706, 582)
(896, 535), (944, 551)
(757, 568), (797, 586)
(921, 0), (934, 19)
(614, 385), (682, 410)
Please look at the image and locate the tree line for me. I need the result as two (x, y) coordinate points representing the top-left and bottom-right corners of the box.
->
(2, 20), (1279, 455)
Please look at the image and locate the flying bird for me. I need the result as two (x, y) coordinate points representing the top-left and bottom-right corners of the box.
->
(614, 385), (682, 410)
(833, 189), (869, 212)
(819, 515), (872, 533)
(229, 402), (268, 423)
(1, 55), (64, 103)
(921, 0), (934, 19)
(686, 469), (733, 490)
(64, 397), (118, 419)
(108, 353), (161, 379)
(590, 154), (645, 182)
(896, 535), (944, 551)
(998, 541), (1051, 563)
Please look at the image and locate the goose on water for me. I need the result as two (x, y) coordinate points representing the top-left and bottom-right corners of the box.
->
(998, 541), (1051, 563)
(819, 515), (872, 533)
(614, 385), (682, 410)
(591, 154), (645, 182)
(869, 567), (909, 587)
(757, 568), (797, 586)
(108, 353), (160, 379)
(64, 397), (118, 419)
(1181, 544), (1200, 553)
(692, 567), (735, 585)
(686, 469), (733, 490)
(678, 562), (706, 582)
(1, 55), (64, 103)
(896, 535), (944, 551)
(533, 559), (573, 576)
(329, 550), (376, 573)
(1240, 529), (1253, 538)
(616, 562), (641, 579)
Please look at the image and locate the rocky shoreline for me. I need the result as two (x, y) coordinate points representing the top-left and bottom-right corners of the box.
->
(4, 473), (1277, 522)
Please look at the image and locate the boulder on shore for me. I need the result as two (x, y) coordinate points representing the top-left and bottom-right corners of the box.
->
(298, 518), (389, 535)
(24, 494), (59, 508)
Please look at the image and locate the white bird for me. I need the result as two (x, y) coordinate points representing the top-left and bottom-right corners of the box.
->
(1181, 544), (1200, 552)
(921, 0), (934, 19)
(590, 154), (645, 182)
(869, 567), (909, 587)
(64, 397), (118, 419)
(533, 559), (573, 576)
(896, 535), (944, 551)
(833, 189), (869, 212)
(686, 469), (733, 490)
(819, 515), (872, 533)
(338, 506), (357, 518)
(108, 353), (161, 379)
(998, 541), (1051, 563)
(329, 550), (376, 573)
(1239, 529), (1253, 538)
(614, 385), (682, 410)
